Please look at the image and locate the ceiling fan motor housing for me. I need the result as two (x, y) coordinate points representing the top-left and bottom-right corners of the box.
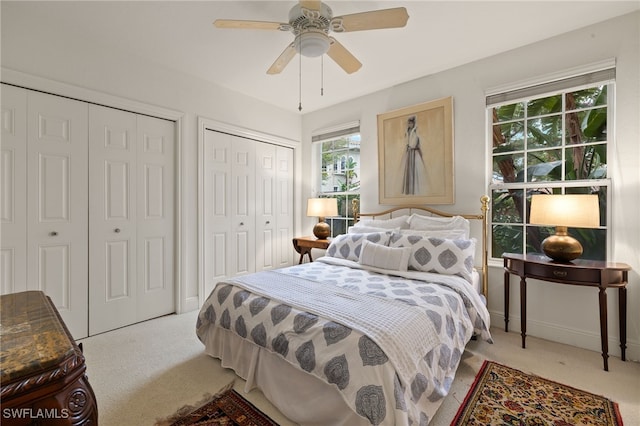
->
(289, 2), (333, 57)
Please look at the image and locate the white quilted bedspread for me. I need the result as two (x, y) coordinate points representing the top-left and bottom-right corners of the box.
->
(197, 257), (492, 426)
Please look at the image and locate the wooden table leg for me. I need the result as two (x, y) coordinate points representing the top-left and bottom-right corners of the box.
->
(598, 287), (609, 371)
(298, 248), (312, 264)
(504, 270), (510, 332)
(520, 277), (527, 349)
(619, 286), (627, 361)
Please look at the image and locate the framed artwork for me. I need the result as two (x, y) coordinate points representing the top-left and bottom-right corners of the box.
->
(377, 96), (454, 205)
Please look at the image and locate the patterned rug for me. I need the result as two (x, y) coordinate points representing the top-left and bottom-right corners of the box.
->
(155, 382), (279, 426)
(451, 360), (623, 426)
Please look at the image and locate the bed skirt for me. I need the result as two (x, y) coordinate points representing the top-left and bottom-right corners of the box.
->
(201, 326), (372, 426)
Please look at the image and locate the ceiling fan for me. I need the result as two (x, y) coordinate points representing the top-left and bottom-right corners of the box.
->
(213, 1), (409, 75)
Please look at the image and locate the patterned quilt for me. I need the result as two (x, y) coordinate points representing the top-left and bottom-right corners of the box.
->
(197, 257), (492, 426)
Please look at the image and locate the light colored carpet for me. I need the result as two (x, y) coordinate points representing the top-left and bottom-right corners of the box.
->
(79, 310), (640, 426)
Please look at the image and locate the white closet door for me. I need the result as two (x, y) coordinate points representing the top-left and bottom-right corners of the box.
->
(230, 135), (255, 277)
(27, 91), (89, 339)
(89, 105), (137, 335)
(1, 85), (27, 295)
(203, 130), (256, 295)
(136, 115), (174, 321)
(204, 130), (232, 296)
(276, 146), (294, 268)
(255, 142), (276, 272)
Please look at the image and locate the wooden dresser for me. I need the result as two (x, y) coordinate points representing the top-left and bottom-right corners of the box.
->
(1, 291), (98, 425)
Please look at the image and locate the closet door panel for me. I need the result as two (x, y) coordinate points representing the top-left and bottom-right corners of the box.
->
(27, 91), (88, 339)
(255, 142), (276, 272)
(0, 85), (27, 294)
(204, 130), (232, 296)
(276, 146), (294, 267)
(231, 137), (255, 276)
(89, 104), (137, 335)
(136, 115), (174, 321)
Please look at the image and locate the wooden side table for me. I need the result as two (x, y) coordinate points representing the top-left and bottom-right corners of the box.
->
(292, 236), (331, 264)
(503, 253), (631, 371)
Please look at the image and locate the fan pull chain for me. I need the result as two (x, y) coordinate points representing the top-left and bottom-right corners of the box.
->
(320, 56), (324, 96)
(298, 53), (303, 112)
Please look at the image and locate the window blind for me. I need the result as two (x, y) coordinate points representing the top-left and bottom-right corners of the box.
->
(311, 120), (360, 143)
(486, 68), (616, 107)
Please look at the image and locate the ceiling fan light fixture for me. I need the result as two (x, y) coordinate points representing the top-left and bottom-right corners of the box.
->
(295, 31), (330, 57)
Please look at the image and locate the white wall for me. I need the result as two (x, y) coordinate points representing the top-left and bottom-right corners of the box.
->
(1, 13), (302, 314)
(301, 12), (640, 361)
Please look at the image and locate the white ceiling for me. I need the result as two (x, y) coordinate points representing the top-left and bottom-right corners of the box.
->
(3, 1), (639, 114)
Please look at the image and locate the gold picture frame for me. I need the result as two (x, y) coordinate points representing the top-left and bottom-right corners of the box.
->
(377, 96), (454, 205)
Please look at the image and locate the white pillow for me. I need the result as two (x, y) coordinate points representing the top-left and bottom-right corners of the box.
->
(348, 225), (400, 234)
(408, 214), (470, 238)
(389, 233), (476, 283)
(358, 240), (412, 271)
(399, 228), (467, 239)
(353, 215), (410, 230)
(326, 232), (392, 262)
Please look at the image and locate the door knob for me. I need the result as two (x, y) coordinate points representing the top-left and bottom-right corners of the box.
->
(114, 228), (121, 233)
(240, 222), (244, 226)
(49, 231), (58, 237)
(266, 221), (270, 224)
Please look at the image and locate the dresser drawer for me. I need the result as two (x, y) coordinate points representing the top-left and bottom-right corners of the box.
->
(526, 262), (600, 284)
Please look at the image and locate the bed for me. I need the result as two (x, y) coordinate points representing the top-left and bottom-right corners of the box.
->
(197, 197), (492, 425)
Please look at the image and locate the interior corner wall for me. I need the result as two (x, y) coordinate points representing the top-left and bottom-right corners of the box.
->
(1, 18), (302, 315)
(301, 11), (640, 362)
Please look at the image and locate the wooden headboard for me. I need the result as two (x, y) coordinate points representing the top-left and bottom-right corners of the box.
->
(353, 196), (490, 300)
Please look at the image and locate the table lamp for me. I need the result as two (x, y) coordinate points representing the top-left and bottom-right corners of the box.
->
(529, 194), (600, 262)
(306, 198), (338, 240)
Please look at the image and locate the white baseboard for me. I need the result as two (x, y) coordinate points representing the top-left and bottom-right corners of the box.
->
(489, 310), (640, 363)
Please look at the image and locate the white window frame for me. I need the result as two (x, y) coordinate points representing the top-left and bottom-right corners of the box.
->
(312, 121), (360, 236)
(486, 63), (615, 261)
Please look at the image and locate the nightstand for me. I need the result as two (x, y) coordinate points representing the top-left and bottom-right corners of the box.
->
(503, 253), (631, 371)
(292, 236), (331, 264)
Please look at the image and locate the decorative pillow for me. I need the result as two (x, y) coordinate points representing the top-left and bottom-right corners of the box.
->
(353, 215), (410, 230)
(358, 240), (412, 271)
(408, 214), (470, 238)
(399, 228), (468, 239)
(326, 232), (392, 262)
(389, 233), (476, 283)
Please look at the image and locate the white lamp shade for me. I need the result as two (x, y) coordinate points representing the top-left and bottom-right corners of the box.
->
(306, 198), (338, 218)
(529, 194), (600, 228)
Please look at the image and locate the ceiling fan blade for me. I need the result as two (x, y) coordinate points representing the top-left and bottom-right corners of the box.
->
(267, 43), (297, 75)
(331, 7), (409, 32)
(213, 19), (288, 31)
(327, 37), (362, 74)
(299, 0), (321, 11)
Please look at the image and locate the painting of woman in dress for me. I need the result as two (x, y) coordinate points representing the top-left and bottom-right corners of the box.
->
(377, 97), (454, 204)
(401, 115), (424, 195)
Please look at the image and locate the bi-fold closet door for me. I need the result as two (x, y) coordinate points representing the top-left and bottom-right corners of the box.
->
(88, 105), (174, 336)
(203, 129), (293, 297)
(0, 85), (174, 338)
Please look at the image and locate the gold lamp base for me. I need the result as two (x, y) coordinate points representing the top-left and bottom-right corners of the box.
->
(313, 218), (331, 240)
(541, 226), (583, 263)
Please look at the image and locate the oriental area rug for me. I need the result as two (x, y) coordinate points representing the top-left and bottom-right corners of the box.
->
(155, 382), (279, 426)
(451, 360), (623, 426)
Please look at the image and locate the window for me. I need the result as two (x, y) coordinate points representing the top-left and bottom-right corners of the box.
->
(487, 68), (615, 261)
(313, 122), (360, 237)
